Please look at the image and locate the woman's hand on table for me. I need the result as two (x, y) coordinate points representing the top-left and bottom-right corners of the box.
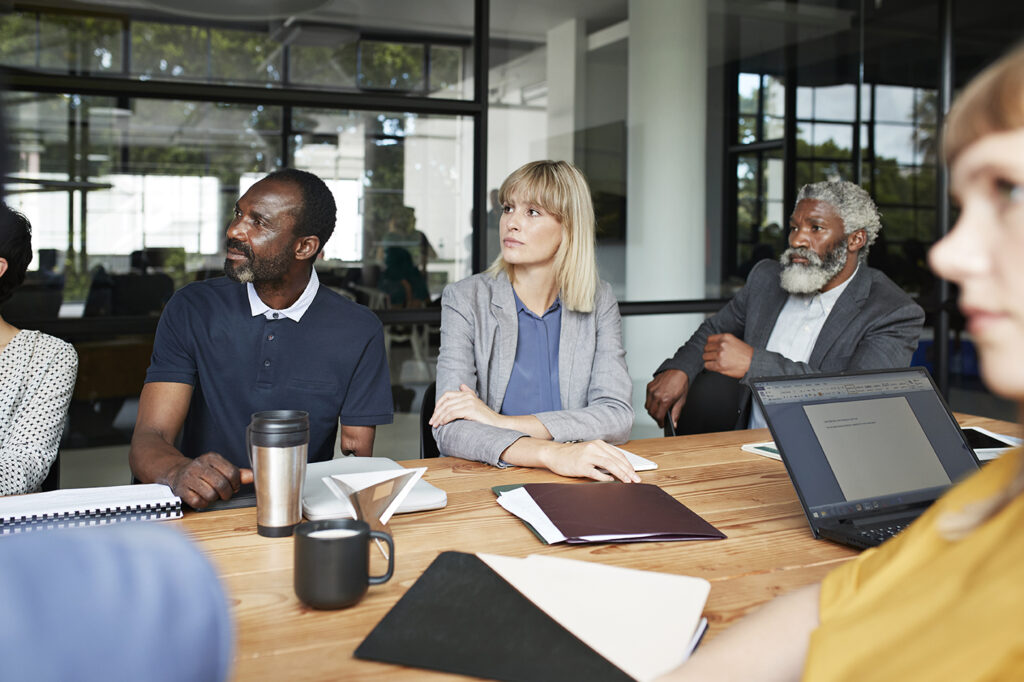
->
(429, 384), (503, 428)
(503, 439), (641, 483)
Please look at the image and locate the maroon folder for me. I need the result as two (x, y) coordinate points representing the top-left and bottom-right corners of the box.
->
(523, 482), (725, 543)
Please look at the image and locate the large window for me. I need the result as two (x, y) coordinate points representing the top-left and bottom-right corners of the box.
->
(728, 74), (939, 299)
(731, 73), (786, 282)
(0, 9), (473, 97)
(0, 3), (477, 457)
(1, 8), (476, 304)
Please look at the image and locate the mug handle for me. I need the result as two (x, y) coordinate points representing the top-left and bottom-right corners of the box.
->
(368, 531), (395, 584)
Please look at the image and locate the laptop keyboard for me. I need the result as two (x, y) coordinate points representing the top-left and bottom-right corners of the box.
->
(855, 520), (911, 544)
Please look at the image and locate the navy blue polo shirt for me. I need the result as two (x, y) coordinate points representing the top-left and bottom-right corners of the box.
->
(145, 277), (393, 470)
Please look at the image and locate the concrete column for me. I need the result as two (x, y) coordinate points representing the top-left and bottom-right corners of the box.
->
(625, 0), (708, 425)
(546, 19), (586, 161)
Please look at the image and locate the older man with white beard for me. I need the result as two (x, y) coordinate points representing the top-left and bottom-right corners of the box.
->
(646, 180), (925, 431)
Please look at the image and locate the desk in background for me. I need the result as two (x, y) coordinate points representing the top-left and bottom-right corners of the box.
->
(177, 415), (1018, 681)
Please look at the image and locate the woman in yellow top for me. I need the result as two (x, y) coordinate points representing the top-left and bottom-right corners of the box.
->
(663, 45), (1024, 681)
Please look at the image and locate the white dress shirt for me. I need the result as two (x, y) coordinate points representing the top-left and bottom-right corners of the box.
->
(747, 267), (857, 429)
(246, 268), (320, 322)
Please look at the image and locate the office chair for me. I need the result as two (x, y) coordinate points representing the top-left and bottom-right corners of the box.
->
(664, 370), (745, 437)
(111, 273), (174, 315)
(419, 381), (441, 459)
(0, 284), (63, 320)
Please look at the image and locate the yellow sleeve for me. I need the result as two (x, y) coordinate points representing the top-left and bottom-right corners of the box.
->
(819, 526), (906, 620)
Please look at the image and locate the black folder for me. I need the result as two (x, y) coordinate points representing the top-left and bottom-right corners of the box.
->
(355, 551), (633, 681)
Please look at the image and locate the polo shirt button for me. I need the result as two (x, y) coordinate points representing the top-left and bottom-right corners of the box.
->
(264, 360), (271, 367)
(267, 334), (275, 341)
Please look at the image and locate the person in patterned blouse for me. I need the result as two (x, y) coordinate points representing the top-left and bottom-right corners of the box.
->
(0, 205), (78, 495)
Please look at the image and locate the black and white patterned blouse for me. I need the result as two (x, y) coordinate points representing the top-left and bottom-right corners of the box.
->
(0, 330), (78, 495)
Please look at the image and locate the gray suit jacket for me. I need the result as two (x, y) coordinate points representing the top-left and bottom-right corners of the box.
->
(656, 259), (925, 426)
(434, 271), (634, 466)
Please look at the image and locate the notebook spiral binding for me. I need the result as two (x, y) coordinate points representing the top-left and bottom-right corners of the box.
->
(2, 501), (182, 535)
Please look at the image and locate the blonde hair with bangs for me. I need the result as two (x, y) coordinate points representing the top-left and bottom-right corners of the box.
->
(936, 43), (1024, 540)
(487, 160), (598, 312)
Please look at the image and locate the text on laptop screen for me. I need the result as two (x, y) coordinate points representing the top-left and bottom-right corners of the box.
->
(753, 369), (978, 519)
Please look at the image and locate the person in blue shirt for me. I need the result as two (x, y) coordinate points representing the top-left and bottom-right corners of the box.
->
(0, 524), (233, 682)
(129, 169), (393, 509)
(429, 160), (636, 483)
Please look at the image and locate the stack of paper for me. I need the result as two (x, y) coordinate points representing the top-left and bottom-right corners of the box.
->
(495, 482), (725, 544)
(356, 551), (710, 682)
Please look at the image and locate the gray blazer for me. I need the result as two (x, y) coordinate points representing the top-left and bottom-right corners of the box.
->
(433, 271), (634, 466)
(656, 259), (925, 425)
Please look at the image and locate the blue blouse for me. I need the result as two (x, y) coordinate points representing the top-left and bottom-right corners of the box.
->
(500, 290), (562, 416)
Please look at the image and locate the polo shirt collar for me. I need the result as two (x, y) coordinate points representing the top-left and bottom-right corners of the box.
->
(246, 268), (320, 322)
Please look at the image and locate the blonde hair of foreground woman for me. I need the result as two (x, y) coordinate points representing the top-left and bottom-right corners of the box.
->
(487, 160), (598, 313)
(933, 44), (1024, 539)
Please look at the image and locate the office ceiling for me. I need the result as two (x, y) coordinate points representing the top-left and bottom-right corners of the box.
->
(10, 0), (1023, 89)
(26, 0), (628, 42)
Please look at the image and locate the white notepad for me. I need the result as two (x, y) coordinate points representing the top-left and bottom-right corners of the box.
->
(0, 484), (182, 535)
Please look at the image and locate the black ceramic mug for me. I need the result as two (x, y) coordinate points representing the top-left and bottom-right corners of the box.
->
(293, 519), (395, 609)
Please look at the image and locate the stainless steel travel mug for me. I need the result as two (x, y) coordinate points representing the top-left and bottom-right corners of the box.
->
(248, 410), (309, 538)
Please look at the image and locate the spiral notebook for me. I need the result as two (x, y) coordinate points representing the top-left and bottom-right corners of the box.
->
(0, 484), (182, 535)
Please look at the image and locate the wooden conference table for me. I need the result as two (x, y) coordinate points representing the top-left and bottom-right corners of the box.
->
(175, 414), (1017, 681)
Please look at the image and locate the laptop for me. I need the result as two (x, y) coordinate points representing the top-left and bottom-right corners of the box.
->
(750, 367), (981, 550)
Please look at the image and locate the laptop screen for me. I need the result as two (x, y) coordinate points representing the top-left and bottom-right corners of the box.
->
(752, 368), (979, 521)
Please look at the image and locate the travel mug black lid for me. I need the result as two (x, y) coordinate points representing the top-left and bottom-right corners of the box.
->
(248, 410), (309, 434)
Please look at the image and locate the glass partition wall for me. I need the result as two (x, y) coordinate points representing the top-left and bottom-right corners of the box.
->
(1, 0), (1021, 482)
(1, 2), (478, 464)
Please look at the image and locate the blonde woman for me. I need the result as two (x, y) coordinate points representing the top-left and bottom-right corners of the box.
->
(430, 160), (638, 483)
(661, 46), (1024, 682)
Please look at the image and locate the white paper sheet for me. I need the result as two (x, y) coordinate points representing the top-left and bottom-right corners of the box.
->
(615, 447), (658, 471)
(494, 486), (566, 543)
(740, 441), (781, 461)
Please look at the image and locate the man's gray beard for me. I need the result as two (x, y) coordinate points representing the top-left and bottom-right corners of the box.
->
(778, 239), (848, 294)
(224, 246), (291, 284)
(225, 260), (254, 283)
